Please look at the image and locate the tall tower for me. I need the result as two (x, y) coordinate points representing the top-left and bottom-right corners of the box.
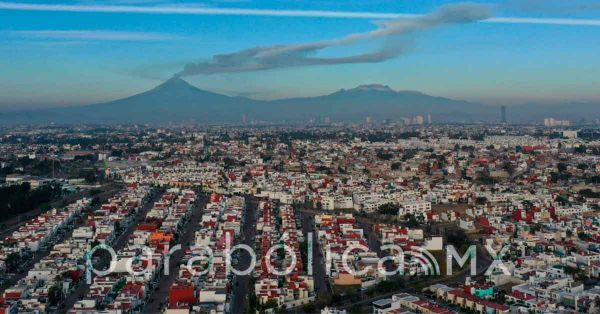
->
(501, 106), (507, 123)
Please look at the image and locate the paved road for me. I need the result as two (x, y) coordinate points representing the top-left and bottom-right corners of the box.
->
(299, 210), (329, 296)
(359, 221), (397, 276)
(298, 209), (393, 291)
(144, 193), (207, 313)
(62, 190), (164, 311)
(229, 197), (259, 314)
(0, 184), (121, 240)
(0, 187), (121, 293)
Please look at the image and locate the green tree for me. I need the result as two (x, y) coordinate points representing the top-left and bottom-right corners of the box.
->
(48, 285), (62, 306)
(378, 203), (399, 216)
(476, 196), (488, 205)
(557, 162), (567, 173)
(446, 228), (471, 251)
(302, 303), (316, 313)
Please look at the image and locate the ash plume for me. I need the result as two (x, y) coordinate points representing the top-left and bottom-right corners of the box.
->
(175, 2), (491, 77)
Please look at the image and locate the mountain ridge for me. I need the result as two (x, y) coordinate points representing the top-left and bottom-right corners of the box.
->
(1, 78), (598, 124)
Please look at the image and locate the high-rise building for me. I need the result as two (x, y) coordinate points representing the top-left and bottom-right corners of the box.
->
(412, 115), (424, 125)
(501, 106), (507, 123)
(544, 118), (570, 127)
(427, 114), (432, 124)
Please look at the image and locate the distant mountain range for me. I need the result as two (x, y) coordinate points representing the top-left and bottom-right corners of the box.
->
(1, 77), (598, 124)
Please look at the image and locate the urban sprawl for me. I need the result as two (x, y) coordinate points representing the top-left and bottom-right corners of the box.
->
(0, 123), (599, 314)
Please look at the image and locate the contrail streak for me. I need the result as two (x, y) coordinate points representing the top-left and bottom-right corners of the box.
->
(486, 17), (600, 26)
(6, 30), (180, 41)
(1, 1), (600, 27)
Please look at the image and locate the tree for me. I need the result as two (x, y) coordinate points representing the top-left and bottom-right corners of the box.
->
(257, 299), (278, 312)
(376, 149), (393, 160)
(446, 228), (471, 251)
(302, 303), (316, 313)
(502, 161), (515, 175)
(378, 203), (399, 216)
(40, 203), (51, 212)
(247, 293), (257, 313)
(476, 196), (488, 205)
(566, 229), (573, 238)
(48, 285), (62, 306)
(581, 189), (600, 198)
(223, 157), (236, 169)
(0, 182), (62, 221)
(578, 232), (590, 240)
(316, 292), (332, 308)
(90, 240), (100, 250)
(405, 214), (420, 228)
(515, 145), (522, 153)
(82, 170), (97, 183)
(574, 146), (587, 154)
(5, 252), (20, 272)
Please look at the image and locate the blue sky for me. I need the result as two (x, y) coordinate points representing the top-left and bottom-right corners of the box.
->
(1, 0), (599, 109)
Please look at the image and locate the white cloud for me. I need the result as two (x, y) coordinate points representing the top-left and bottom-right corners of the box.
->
(6, 30), (182, 41)
(1, 1), (600, 26)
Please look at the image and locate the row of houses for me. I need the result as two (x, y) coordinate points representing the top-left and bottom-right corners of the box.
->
(374, 223), (443, 276)
(315, 214), (384, 289)
(428, 283), (509, 314)
(372, 292), (451, 314)
(166, 193), (244, 314)
(72, 188), (196, 313)
(253, 203), (314, 312)
(2, 185), (152, 313)
(67, 185), (157, 313)
(0, 197), (92, 272)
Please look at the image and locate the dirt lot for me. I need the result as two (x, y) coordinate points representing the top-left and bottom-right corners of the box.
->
(431, 203), (470, 216)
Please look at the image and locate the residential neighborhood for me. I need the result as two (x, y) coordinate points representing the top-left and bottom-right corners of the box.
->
(1, 124), (600, 313)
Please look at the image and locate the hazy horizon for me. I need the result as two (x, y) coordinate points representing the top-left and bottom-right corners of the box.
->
(1, 0), (600, 110)
(2, 77), (598, 113)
